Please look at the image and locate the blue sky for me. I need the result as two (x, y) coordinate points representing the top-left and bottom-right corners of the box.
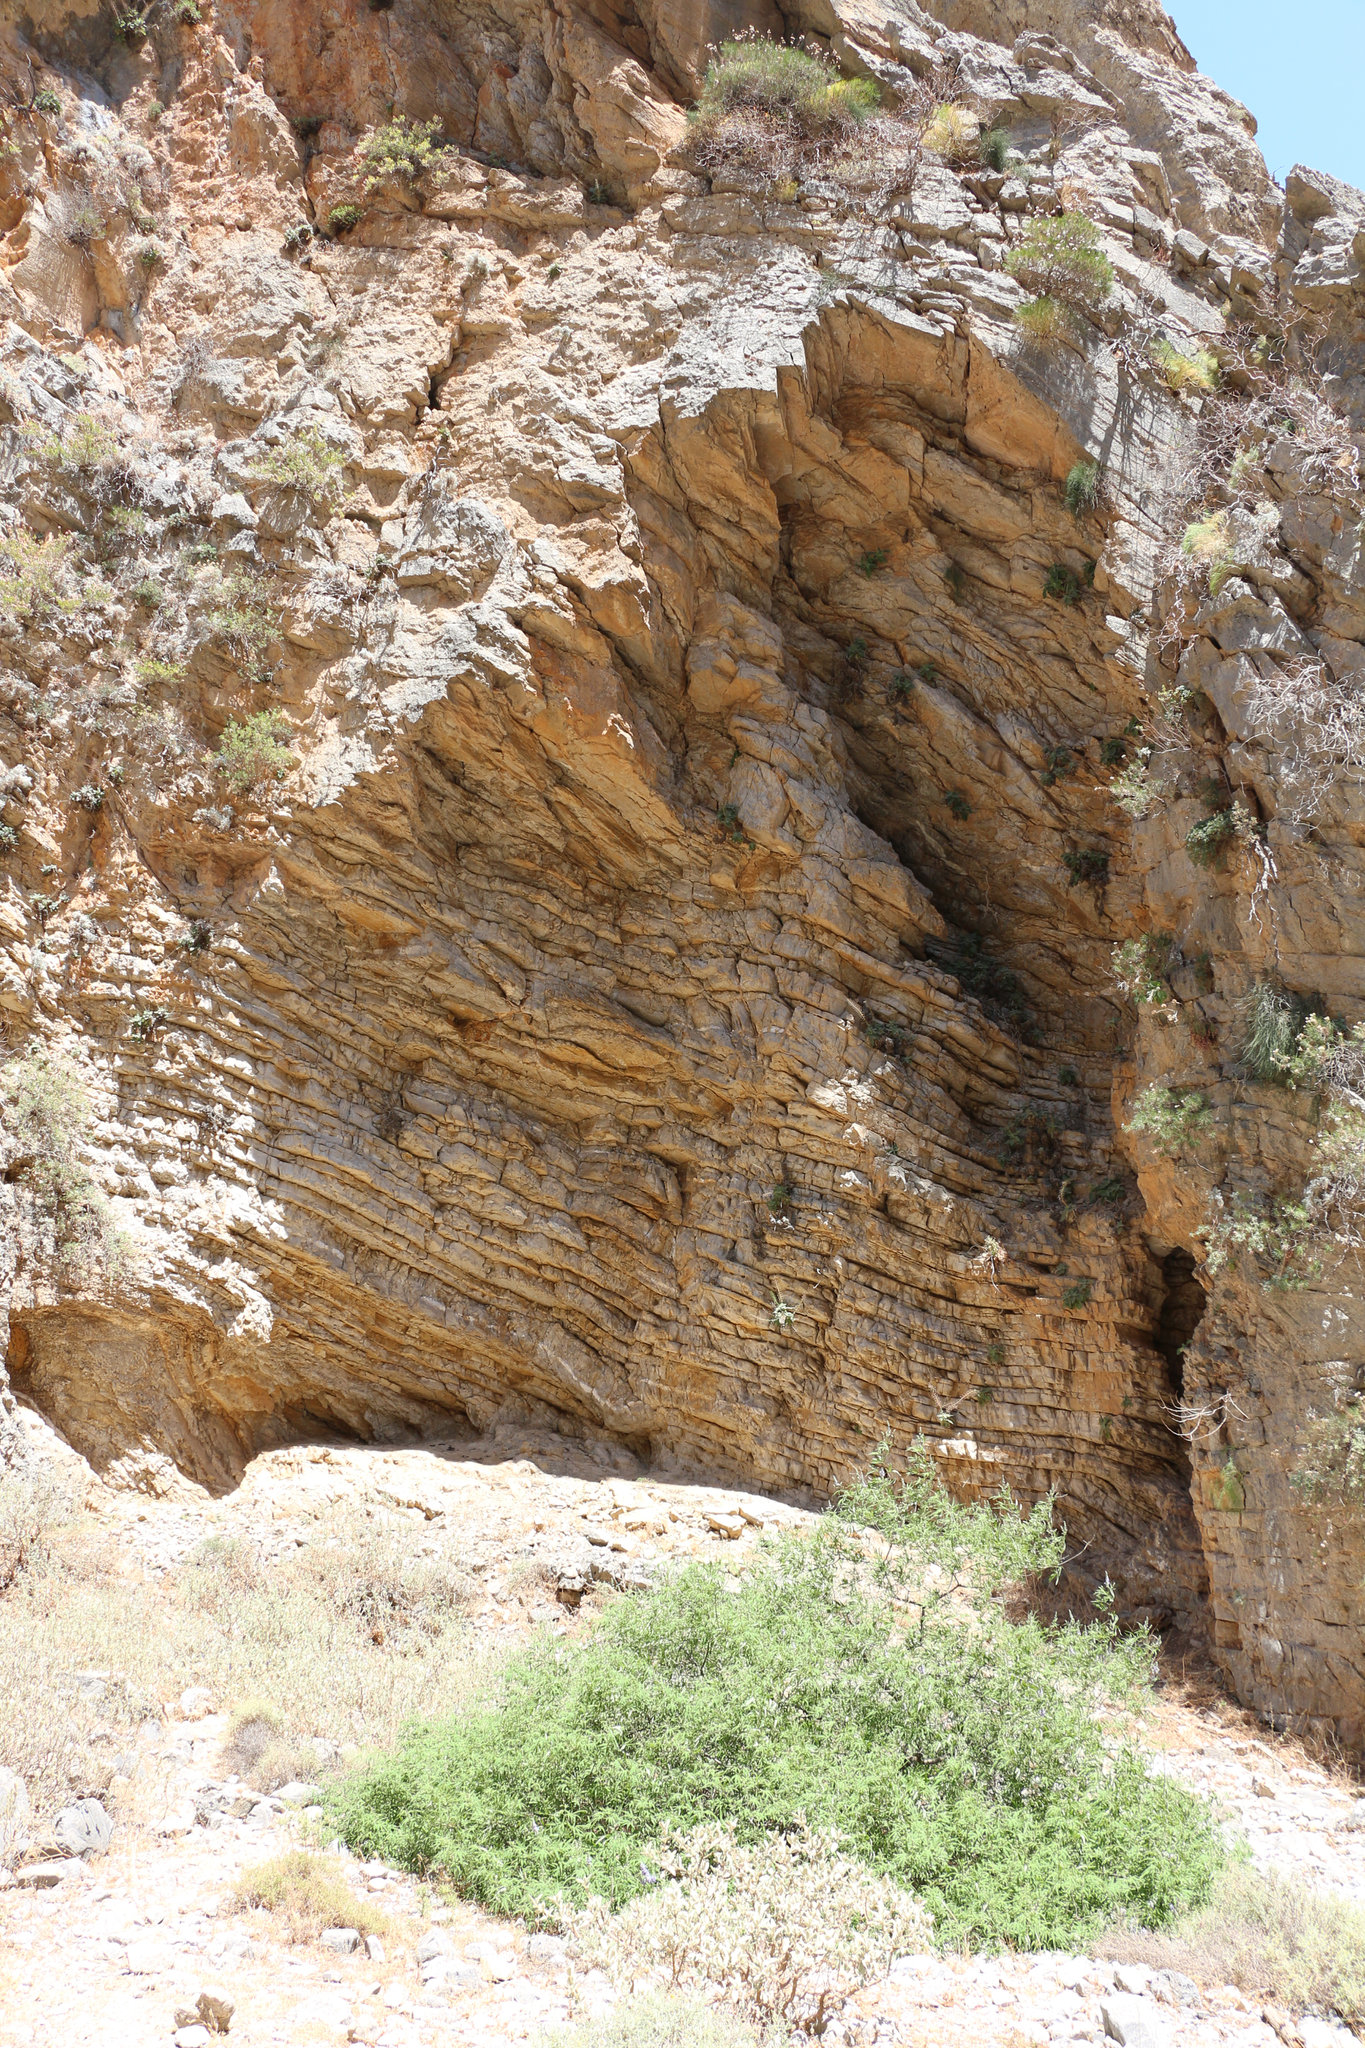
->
(1169, 0), (1365, 193)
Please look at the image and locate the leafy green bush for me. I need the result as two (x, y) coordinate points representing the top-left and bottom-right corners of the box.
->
(328, 203), (361, 235)
(1064, 460), (1101, 515)
(0, 529), (73, 620)
(1126, 1085), (1212, 1157)
(688, 35), (878, 184)
(1062, 848), (1108, 886)
(215, 710), (293, 794)
(232, 1850), (388, 1942)
(1236, 980), (1302, 1083)
(1013, 295), (1070, 346)
(1111, 935), (1171, 1006)
(32, 89), (61, 118)
(203, 567), (278, 655)
(924, 103), (978, 165)
(360, 116), (441, 189)
(1185, 807), (1238, 868)
(0, 1043), (122, 1275)
(1110, 746), (1158, 819)
(1045, 563), (1082, 605)
(248, 427), (346, 504)
(979, 127), (1011, 172)
(1151, 339), (1219, 396)
(1005, 213), (1114, 315)
(332, 1447), (1221, 1950)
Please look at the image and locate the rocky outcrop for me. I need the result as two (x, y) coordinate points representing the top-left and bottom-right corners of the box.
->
(0, 0), (1360, 1741)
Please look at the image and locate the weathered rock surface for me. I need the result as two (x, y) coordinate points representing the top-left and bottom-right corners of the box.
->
(0, 0), (1359, 1741)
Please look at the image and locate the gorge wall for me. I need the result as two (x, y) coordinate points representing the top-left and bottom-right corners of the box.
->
(0, 0), (1362, 1744)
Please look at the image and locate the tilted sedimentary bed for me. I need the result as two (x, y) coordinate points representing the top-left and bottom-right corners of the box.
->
(0, 0), (1361, 1740)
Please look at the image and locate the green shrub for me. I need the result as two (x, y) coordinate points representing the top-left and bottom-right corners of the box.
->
(232, 1850), (388, 1942)
(1126, 1085), (1212, 1157)
(32, 89), (61, 118)
(1013, 295), (1070, 346)
(332, 1445), (1221, 1951)
(328, 203), (361, 235)
(924, 103), (979, 165)
(1061, 1278), (1093, 1310)
(1110, 747), (1158, 819)
(0, 824), (17, 853)
(174, 0), (202, 21)
(215, 710), (293, 794)
(70, 784), (104, 812)
(135, 241), (162, 274)
(0, 1044), (122, 1275)
(1185, 807), (1237, 868)
(1062, 848), (1109, 886)
(858, 546), (888, 577)
(1044, 563), (1082, 605)
(689, 36), (878, 184)
(247, 427), (346, 504)
(1099, 736), (1126, 767)
(134, 655), (184, 685)
(944, 790), (971, 820)
(0, 529), (73, 620)
(1005, 213), (1114, 314)
(1064, 460), (1101, 515)
(360, 116), (441, 189)
(203, 567), (278, 654)
(1151, 339), (1219, 396)
(979, 127), (1011, 173)
(1236, 980), (1302, 1083)
(1111, 935), (1171, 1006)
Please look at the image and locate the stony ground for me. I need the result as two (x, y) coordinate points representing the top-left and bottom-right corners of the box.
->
(0, 1428), (1361, 2048)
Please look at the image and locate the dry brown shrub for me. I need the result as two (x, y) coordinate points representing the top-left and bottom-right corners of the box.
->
(1096, 1862), (1365, 2030)
(231, 1849), (389, 1942)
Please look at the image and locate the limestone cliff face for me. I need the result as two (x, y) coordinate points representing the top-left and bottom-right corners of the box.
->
(0, 0), (1360, 1741)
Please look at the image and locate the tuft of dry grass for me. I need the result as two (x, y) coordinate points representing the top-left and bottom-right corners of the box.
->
(1096, 1862), (1365, 2030)
(0, 1501), (497, 1817)
(559, 1994), (765, 2048)
(231, 1850), (389, 1942)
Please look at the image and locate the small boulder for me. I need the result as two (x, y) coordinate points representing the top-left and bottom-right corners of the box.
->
(319, 1926), (359, 1954)
(705, 1509), (746, 1539)
(275, 1781), (323, 1807)
(196, 1988), (235, 2034)
(363, 1935), (385, 1963)
(416, 1930), (452, 1965)
(53, 1797), (112, 1857)
(16, 1860), (76, 1888)
(1102, 1993), (1170, 2047)
(174, 2029), (211, 2048)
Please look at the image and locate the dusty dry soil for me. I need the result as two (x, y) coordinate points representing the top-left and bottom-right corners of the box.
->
(0, 1423), (1362, 2048)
